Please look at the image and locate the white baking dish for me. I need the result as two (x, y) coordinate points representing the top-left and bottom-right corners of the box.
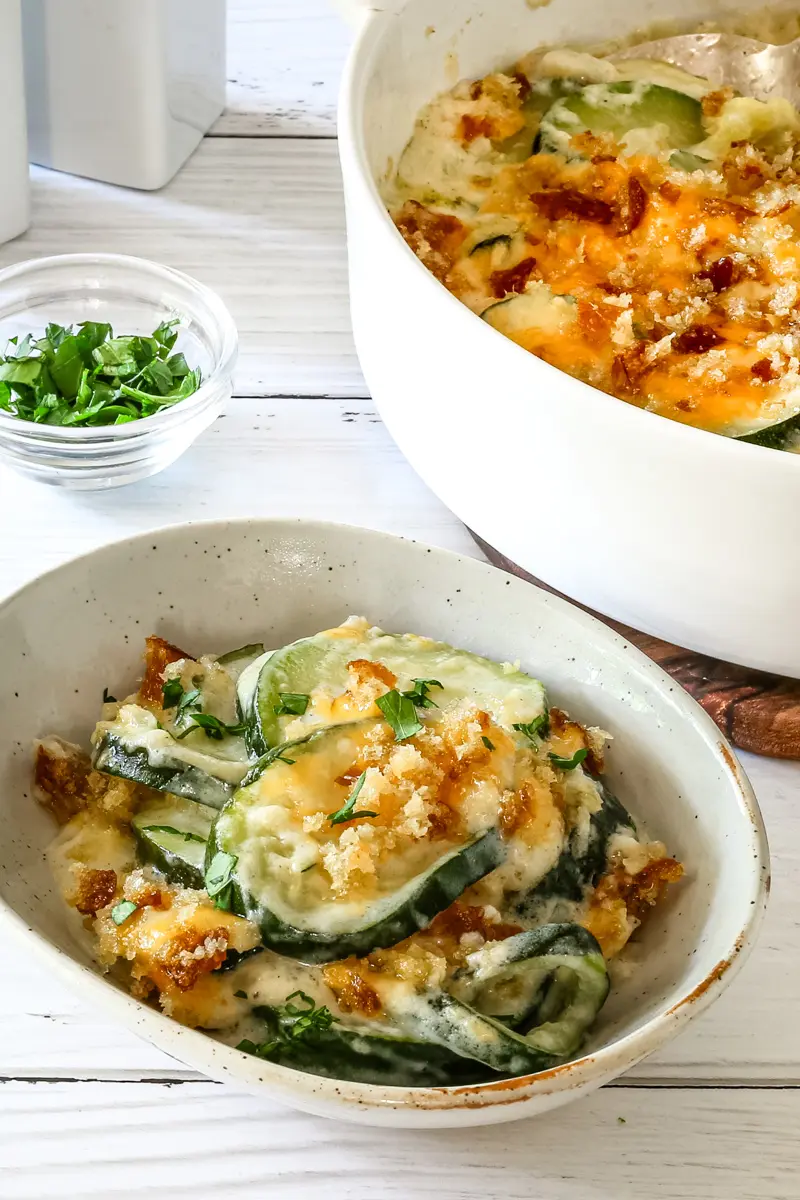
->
(337, 0), (800, 676)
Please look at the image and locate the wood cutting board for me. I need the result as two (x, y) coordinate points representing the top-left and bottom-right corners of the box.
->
(470, 531), (800, 760)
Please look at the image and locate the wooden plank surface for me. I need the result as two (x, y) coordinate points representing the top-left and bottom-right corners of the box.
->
(2, 1080), (798, 1199)
(217, 0), (347, 137)
(2, 0), (800, 1189)
(1, 141), (362, 399)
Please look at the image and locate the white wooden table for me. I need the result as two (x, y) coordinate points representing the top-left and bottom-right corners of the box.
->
(1, 3), (799, 1195)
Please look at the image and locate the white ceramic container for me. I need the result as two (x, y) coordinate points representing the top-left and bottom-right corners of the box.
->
(337, 0), (800, 677)
(0, 519), (768, 1126)
(22, 0), (226, 190)
(0, 0), (30, 244)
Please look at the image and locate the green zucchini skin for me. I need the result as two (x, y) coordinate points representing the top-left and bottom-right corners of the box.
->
(131, 795), (213, 889)
(737, 411), (800, 451)
(245, 626), (547, 753)
(217, 643), (266, 682)
(516, 777), (634, 914)
(535, 81), (705, 159)
(93, 734), (235, 810)
(244, 1011), (497, 1086)
(383, 923), (609, 1076)
(207, 816), (507, 964)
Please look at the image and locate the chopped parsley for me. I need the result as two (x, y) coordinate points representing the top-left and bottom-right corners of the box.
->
(273, 692), (310, 716)
(175, 712), (247, 741)
(102, 687), (117, 704)
(204, 851), (237, 910)
(513, 713), (550, 745)
(161, 677), (185, 709)
(234, 990), (248, 1000)
(110, 900), (138, 926)
(404, 678), (443, 709)
(376, 689), (423, 741)
(237, 991), (334, 1059)
(329, 771), (377, 826)
(549, 748), (589, 771)
(481, 735), (495, 751)
(0, 319), (201, 427)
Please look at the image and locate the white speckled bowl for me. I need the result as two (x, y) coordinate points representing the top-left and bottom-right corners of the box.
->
(0, 520), (769, 1126)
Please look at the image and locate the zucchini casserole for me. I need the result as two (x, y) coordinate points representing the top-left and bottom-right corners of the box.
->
(35, 619), (683, 1086)
(384, 24), (800, 451)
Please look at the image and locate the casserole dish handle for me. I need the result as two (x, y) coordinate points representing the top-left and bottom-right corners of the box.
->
(330, 0), (406, 27)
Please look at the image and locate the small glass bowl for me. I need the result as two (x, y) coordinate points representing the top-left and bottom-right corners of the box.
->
(0, 254), (238, 489)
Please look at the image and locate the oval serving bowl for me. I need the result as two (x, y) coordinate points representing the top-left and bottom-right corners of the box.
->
(337, 0), (800, 677)
(0, 519), (768, 1126)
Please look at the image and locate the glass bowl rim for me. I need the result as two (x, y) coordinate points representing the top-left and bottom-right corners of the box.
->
(0, 252), (238, 442)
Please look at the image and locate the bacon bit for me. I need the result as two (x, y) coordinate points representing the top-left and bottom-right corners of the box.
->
(702, 87), (734, 118)
(426, 901), (523, 943)
(530, 190), (614, 225)
(323, 961), (382, 1016)
(34, 741), (91, 824)
(73, 867), (117, 915)
(346, 659), (397, 690)
(596, 858), (684, 923)
(139, 635), (191, 706)
(611, 344), (648, 397)
(577, 301), (611, 342)
(751, 357), (778, 382)
(490, 257), (538, 298)
(459, 113), (494, 144)
(394, 200), (466, 282)
(156, 926), (229, 990)
(659, 181), (682, 203)
(698, 256), (737, 293)
(616, 176), (647, 236)
(673, 325), (725, 355)
(511, 71), (532, 104)
(702, 196), (750, 220)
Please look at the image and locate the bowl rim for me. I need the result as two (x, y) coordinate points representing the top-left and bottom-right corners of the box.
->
(0, 252), (238, 442)
(336, 9), (800, 475)
(0, 517), (771, 1115)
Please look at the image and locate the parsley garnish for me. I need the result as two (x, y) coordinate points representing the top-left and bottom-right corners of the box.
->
(161, 678), (185, 708)
(481, 735), (495, 751)
(404, 678), (443, 709)
(376, 689), (423, 741)
(513, 713), (550, 745)
(0, 319), (201, 427)
(204, 851), (237, 910)
(102, 687), (117, 704)
(234, 990), (248, 1000)
(110, 900), (138, 925)
(273, 692), (309, 716)
(549, 748), (589, 771)
(237, 991), (334, 1060)
(175, 712), (247, 741)
(239, 743), (298, 787)
(329, 771), (377, 826)
(142, 824), (206, 844)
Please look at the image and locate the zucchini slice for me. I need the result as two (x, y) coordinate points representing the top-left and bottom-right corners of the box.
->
(381, 924), (609, 1075)
(482, 285), (577, 339)
(208, 721), (508, 963)
(242, 1011), (495, 1086)
(243, 621), (547, 753)
(217, 642), (266, 683)
(737, 409), (800, 452)
(518, 777), (635, 913)
(536, 81), (705, 158)
(132, 794), (213, 888)
(92, 704), (250, 809)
